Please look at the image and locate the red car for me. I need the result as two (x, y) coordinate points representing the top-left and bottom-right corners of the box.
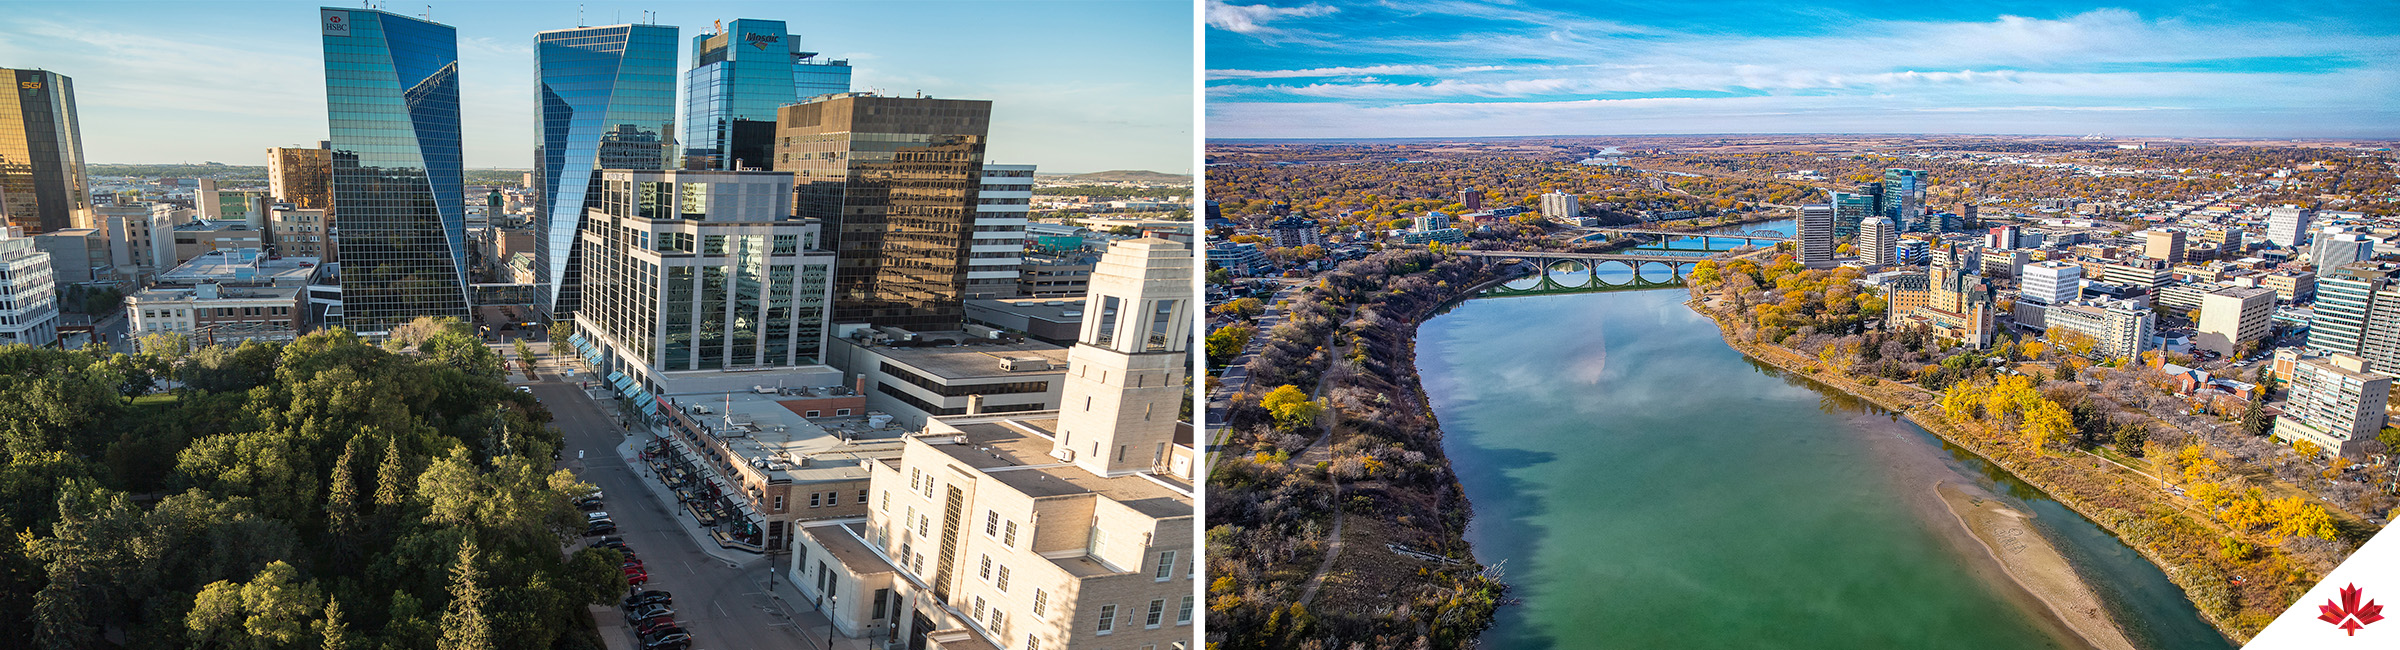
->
(623, 568), (648, 585)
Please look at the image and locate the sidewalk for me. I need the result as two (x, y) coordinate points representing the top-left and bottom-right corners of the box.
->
(616, 434), (764, 569)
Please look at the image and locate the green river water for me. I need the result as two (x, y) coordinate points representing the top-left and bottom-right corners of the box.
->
(1419, 287), (2233, 649)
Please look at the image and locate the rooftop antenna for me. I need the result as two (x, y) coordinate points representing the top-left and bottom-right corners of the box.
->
(577, 4), (584, 27)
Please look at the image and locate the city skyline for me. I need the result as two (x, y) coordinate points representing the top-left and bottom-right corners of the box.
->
(0, 0), (1194, 174)
(1206, 0), (2400, 139)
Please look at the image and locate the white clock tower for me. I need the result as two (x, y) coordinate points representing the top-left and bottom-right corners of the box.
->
(1050, 238), (1192, 476)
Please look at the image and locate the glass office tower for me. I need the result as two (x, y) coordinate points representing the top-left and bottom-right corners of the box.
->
(1881, 168), (1930, 232)
(534, 23), (679, 318)
(0, 68), (88, 234)
(321, 7), (470, 335)
(775, 94), (990, 330)
(682, 19), (850, 171)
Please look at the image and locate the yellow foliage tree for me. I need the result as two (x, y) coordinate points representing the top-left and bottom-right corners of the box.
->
(2020, 400), (2076, 452)
(2267, 497), (2339, 541)
(1260, 385), (1323, 432)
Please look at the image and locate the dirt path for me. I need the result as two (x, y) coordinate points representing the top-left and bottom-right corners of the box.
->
(1296, 341), (1351, 607)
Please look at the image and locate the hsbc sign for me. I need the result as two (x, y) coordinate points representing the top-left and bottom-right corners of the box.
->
(322, 9), (350, 36)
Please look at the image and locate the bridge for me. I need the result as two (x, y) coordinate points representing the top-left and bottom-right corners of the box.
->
(1586, 227), (1790, 242)
(1454, 250), (1713, 295)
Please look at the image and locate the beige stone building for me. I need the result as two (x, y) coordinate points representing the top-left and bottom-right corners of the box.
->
(788, 239), (1194, 650)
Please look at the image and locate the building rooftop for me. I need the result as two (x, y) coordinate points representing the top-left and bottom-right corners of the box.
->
(866, 339), (1070, 381)
(130, 284), (301, 302)
(2209, 286), (2277, 300)
(920, 416), (1192, 520)
(799, 520), (899, 577)
(964, 297), (1084, 324)
(664, 390), (913, 485)
(157, 249), (323, 287)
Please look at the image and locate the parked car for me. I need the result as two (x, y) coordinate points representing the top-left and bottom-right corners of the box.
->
(587, 535), (625, 548)
(625, 605), (673, 625)
(646, 640), (688, 650)
(640, 632), (690, 649)
(636, 620), (682, 637)
(623, 569), (648, 585)
(586, 511), (611, 522)
(585, 522), (618, 536)
(622, 590), (672, 609)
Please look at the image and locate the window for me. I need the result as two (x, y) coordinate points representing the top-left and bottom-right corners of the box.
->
(837, 408), (851, 416)
(1155, 550), (1176, 581)
(774, 495), (784, 511)
(985, 510), (999, 536)
(1026, 635), (1039, 650)
(872, 588), (890, 620)
(1146, 599), (1165, 628)
(806, 410), (820, 417)
(858, 490), (868, 504)
(917, 514), (929, 537)
(880, 491), (890, 512)
(989, 610), (1006, 637)
(910, 469), (921, 490)
(1096, 604), (1116, 635)
(1003, 521), (1018, 547)
(810, 493), (821, 508)
(972, 596), (987, 619)
(979, 554), (992, 580)
(1177, 595), (1193, 625)
(1032, 589), (1048, 616)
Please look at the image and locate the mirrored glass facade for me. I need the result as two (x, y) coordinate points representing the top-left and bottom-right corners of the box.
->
(322, 8), (470, 334)
(775, 94), (990, 330)
(534, 23), (679, 318)
(683, 19), (850, 171)
(0, 68), (88, 234)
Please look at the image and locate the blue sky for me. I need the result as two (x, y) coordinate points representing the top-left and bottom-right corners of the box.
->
(0, 1), (1193, 173)
(1207, 0), (2400, 139)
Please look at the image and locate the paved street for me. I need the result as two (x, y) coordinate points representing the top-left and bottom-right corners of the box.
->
(536, 380), (870, 650)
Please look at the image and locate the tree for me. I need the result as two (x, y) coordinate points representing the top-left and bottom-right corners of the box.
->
(436, 538), (491, 650)
(2241, 390), (2273, 436)
(318, 598), (351, 650)
(390, 316), (473, 351)
(1259, 385), (1323, 432)
(1213, 297), (1265, 320)
(510, 338), (534, 372)
(1207, 326), (1256, 367)
(2113, 423), (2149, 455)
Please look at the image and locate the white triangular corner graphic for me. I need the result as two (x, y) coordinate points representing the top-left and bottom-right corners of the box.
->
(2246, 525), (2400, 647)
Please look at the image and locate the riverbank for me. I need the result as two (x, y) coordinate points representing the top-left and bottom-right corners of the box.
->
(1938, 481), (2138, 650)
(1684, 296), (2262, 643)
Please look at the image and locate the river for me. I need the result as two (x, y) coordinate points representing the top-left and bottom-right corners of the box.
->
(1418, 288), (2233, 649)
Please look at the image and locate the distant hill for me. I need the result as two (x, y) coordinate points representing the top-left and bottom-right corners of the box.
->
(1052, 170), (1190, 184)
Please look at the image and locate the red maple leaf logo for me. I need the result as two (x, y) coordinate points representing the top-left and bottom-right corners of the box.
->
(2319, 583), (2385, 636)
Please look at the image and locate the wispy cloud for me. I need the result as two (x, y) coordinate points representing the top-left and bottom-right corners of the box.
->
(1205, 0), (1339, 35)
(1207, 3), (2400, 137)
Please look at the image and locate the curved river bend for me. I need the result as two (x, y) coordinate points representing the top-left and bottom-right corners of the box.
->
(1420, 288), (2232, 649)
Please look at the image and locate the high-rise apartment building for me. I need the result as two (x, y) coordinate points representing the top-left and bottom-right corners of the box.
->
(788, 238), (1193, 650)
(1858, 216), (1897, 266)
(1459, 188), (1484, 211)
(2266, 207), (2311, 248)
(2273, 353), (2392, 458)
(0, 68), (88, 234)
(1796, 202), (1833, 266)
(1538, 191), (1579, 219)
(2313, 227), (2375, 274)
(267, 143), (333, 210)
(321, 8), (471, 335)
(2047, 298), (2154, 360)
(967, 164), (1033, 299)
(775, 93), (991, 330)
(2308, 261), (2400, 374)
(2195, 286), (2275, 356)
(0, 227), (58, 347)
(2142, 229), (2185, 265)
(533, 23), (680, 318)
(683, 19), (850, 171)
(569, 170), (835, 396)
(1880, 169), (1929, 231)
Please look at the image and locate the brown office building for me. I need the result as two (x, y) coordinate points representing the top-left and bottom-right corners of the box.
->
(0, 68), (89, 234)
(268, 144), (333, 210)
(774, 93), (990, 330)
